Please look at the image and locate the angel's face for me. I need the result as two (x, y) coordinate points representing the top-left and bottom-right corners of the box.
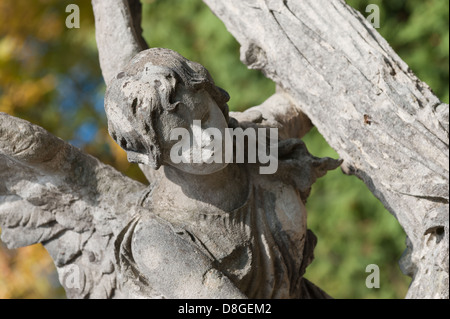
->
(157, 83), (229, 175)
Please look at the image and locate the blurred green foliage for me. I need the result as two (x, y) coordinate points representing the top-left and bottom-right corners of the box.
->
(0, 0), (447, 299)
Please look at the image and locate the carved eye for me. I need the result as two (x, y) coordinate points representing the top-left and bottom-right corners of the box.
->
(119, 137), (127, 149)
(131, 98), (138, 116)
(134, 140), (146, 153)
(166, 101), (182, 113)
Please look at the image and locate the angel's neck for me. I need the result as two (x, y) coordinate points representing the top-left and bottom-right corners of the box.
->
(162, 163), (249, 212)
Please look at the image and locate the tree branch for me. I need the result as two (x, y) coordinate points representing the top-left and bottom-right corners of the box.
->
(230, 87), (313, 140)
(202, 0), (449, 298)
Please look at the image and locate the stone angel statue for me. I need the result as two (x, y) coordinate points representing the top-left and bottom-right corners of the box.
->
(0, 47), (341, 299)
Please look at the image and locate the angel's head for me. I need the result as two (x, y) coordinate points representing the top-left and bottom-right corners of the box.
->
(104, 48), (230, 174)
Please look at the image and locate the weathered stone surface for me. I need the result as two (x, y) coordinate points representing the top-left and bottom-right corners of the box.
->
(92, 0), (148, 86)
(0, 48), (340, 298)
(0, 45), (341, 298)
(202, 0), (449, 299)
(0, 112), (146, 298)
(1, 0), (447, 299)
(102, 47), (341, 298)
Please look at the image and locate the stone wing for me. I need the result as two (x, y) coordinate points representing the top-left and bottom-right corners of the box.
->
(0, 112), (146, 298)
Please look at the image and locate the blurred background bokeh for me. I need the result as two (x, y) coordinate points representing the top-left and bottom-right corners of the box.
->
(0, 0), (448, 299)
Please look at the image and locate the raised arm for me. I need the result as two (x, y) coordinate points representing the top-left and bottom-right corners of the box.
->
(230, 87), (313, 140)
(92, 0), (148, 85)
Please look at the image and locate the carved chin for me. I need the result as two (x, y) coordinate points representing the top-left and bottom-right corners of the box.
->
(170, 161), (229, 175)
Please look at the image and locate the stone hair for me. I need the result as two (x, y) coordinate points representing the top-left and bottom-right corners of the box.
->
(104, 48), (230, 169)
